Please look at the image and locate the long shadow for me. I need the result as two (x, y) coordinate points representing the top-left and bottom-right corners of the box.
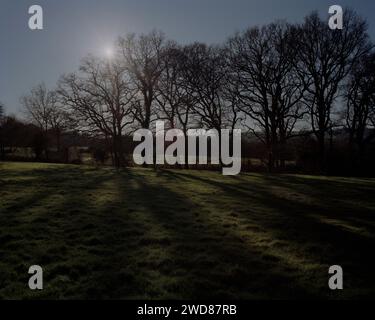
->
(0, 165), (118, 299)
(112, 169), (325, 299)
(162, 169), (375, 240)
(157, 169), (375, 298)
(259, 174), (375, 232)
(2, 166), (374, 299)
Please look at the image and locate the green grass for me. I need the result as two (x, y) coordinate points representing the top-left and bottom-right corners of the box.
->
(0, 162), (375, 299)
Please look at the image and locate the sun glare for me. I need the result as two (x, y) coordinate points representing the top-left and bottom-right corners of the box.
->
(104, 47), (114, 59)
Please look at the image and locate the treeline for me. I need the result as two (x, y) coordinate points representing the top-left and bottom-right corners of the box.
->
(1, 9), (375, 175)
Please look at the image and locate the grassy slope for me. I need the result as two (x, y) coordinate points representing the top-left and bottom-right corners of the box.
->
(0, 162), (374, 299)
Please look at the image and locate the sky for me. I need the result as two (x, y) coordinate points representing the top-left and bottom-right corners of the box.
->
(1, 0), (375, 115)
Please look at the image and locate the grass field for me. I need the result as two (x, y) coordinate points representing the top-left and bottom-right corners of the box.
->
(0, 162), (375, 299)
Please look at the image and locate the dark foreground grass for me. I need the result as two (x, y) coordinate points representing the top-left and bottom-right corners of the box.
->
(0, 162), (375, 299)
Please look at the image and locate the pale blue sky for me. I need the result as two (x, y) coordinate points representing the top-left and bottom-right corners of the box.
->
(1, 0), (374, 115)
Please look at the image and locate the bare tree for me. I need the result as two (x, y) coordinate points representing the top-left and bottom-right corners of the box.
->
(118, 30), (167, 129)
(49, 105), (72, 152)
(0, 103), (4, 120)
(21, 83), (71, 154)
(345, 52), (375, 163)
(21, 83), (64, 158)
(227, 23), (305, 171)
(155, 43), (183, 128)
(154, 44), (197, 167)
(21, 83), (57, 132)
(293, 10), (371, 170)
(58, 56), (137, 167)
(181, 43), (239, 132)
(0, 103), (5, 160)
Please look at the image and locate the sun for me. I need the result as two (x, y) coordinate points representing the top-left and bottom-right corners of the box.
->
(104, 47), (114, 59)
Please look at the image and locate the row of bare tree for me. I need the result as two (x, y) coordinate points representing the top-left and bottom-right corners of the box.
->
(2, 10), (374, 173)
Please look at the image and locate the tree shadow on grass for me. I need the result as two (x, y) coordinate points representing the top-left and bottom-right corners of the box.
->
(2, 166), (374, 299)
(110, 169), (326, 299)
(157, 169), (375, 298)
(0, 166), (117, 299)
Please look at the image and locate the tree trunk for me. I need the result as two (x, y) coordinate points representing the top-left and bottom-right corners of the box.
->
(184, 131), (189, 170)
(56, 129), (61, 153)
(267, 142), (275, 173)
(317, 131), (326, 172)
